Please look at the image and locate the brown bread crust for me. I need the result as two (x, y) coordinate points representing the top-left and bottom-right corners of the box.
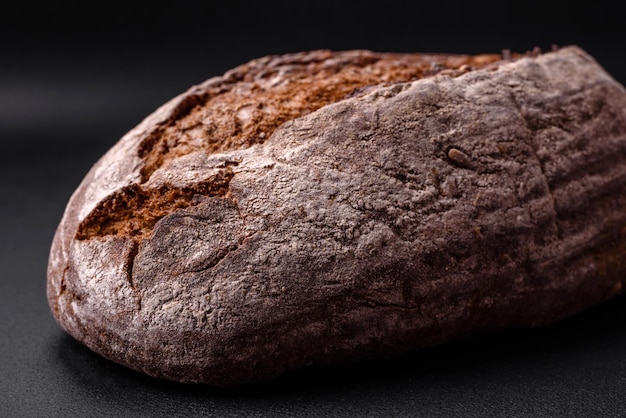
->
(47, 46), (626, 385)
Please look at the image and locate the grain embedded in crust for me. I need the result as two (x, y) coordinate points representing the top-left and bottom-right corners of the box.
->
(47, 46), (626, 386)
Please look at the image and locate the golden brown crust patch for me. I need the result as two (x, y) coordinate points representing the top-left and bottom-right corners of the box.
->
(80, 50), (528, 242)
(138, 50), (508, 181)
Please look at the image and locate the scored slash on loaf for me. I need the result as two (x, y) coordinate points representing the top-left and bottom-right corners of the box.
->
(47, 46), (626, 386)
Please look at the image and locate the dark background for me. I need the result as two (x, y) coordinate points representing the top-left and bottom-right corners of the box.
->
(2, 1), (626, 416)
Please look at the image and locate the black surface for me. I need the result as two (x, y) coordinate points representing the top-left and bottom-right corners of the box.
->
(2, 1), (626, 416)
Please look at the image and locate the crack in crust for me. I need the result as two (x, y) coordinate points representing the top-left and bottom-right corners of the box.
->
(76, 168), (235, 240)
(78, 49), (535, 243)
(137, 50), (512, 182)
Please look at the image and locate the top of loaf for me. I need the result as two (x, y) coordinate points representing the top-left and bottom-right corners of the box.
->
(75, 48), (537, 241)
(138, 49), (517, 181)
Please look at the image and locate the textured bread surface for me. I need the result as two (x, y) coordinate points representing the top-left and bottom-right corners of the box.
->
(47, 46), (626, 386)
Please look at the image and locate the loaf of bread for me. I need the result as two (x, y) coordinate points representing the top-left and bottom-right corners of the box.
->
(47, 46), (626, 386)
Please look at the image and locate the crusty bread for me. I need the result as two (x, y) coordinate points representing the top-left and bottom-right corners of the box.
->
(47, 46), (626, 386)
